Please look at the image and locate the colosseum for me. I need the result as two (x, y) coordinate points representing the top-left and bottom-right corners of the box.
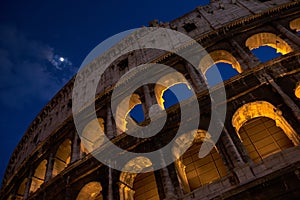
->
(1, 0), (300, 199)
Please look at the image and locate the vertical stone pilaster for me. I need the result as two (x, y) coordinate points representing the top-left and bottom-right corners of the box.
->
(106, 104), (115, 139)
(107, 166), (113, 200)
(265, 74), (300, 122)
(23, 169), (33, 199)
(185, 62), (204, 93)
(159, 150), (176, 200)
(143, 85), (155, 119)
(45, 153), (54, 183)
(230, 39), (260, 69)
(273, 22), (300, 48)
(221, 125), (244, 167)
(71, 133), (80, 163)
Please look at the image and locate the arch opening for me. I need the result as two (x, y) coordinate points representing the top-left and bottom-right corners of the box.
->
(174, 130), (227, 192)
(199, 50), (241, 86)
(162, 83), (193, 109)
(129, 104), (145, 123)
(205, 62), (239, 86)
(119, 157), (159, 200)
(29, 159), (47, 193)
(232, 101), (299, 163)
(245, 32), (293, 62)
(116, 93), (144, 133)
(290, 18), (300, 33)
(82, 118), (105, 153)
(154, 72), (193, 110)
(52, 139), (71, 177)
(76, 181), (103, 200)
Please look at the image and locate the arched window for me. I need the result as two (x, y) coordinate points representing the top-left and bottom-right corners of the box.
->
(232, 101), (299, 163)
(115, 94), (144, 134)
(162, 83), (193, 109)
(52, 139), (71, 177)
(173, 130), (227, 192)
(119, 157), (160, 200)
(129, 104), (145, 123)
(30, 160), (47, 193)
(246, 32), (293, 62)
(16, 178), (27, 200)
(290, 18), (300, 33)
(199, 50), (241, 86)
(295, 82), (300, 99)
(154, 72), (193, 109)
(76, 181), (103, 200)
(82, 118), (105, 153)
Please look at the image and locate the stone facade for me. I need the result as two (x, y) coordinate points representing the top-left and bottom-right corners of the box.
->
(1, 0), (300, 199)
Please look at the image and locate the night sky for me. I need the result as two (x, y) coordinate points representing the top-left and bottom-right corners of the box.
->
(0, 0), (282, 185)
(0, 0), (214, 184)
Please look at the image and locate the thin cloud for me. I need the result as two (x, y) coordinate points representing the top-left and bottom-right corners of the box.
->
(0, 25), (77, 109)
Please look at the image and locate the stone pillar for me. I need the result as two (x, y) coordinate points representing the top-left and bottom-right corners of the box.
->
(264, 74), (300, 122)
(185, 63), (203, 93)
(273, 22), (300, 47)
(230, 39), (260, 69)
(106, 104), (115, 139)
(220, 125), (244, 167)
(23, 169), (33, 199)
(159, 150), (176, 200)
(107, 166), (113, 200)
(71, 133), (80, 163)
(143, 85), (155, 119)
(45, 153), (54, 182)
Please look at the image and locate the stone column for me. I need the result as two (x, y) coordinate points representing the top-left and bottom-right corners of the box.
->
(220, 125), (244, 167)
(71, 133), (80, 163)
(273, 22), (300, 47)
(265, 74), (300, 122)
(230, 39), (260, 69)
(107, 166), (113, 200)
(45, 153), (54, 182)
(143, 85), (155, 119)
(23, 169), (33, 199)
(159, 150), (176, 200)
(185, 63), (203, 93)
(106, 104), (115, 139)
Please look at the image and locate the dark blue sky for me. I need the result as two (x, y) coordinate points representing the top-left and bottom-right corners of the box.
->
(0, 0), (213, 184)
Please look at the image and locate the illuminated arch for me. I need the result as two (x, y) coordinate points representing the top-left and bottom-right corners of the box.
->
(295, 82), (300, 99)
(16, 178), (27, 200)
(173, 130), (227, 192)
(52, 139), (71, 177)
(245, 32), (293, 55)
(30, 159), (47, 193)
(199, 50), (242, 74)
(119, 157), (159, 200)
(290, 18), (300, 32)
(82, 118), (105, 153)
(154, 72), (191, 109)
(232, 101), (299, 162)
(76, 182), (103, 200)
(116, 93), (142, 133)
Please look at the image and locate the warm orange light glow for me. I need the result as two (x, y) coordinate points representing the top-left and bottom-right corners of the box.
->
(30, 160), (47, 193)
(52, 139), (71, 177)
(232, 101), (299, 146)
(116, 94), (141, 133)
(199, 50), (242, 74)
(82, 118), (105, 153)
(290, 18), (300, 32)
(246, 32), (293, 55)
(76, 182), (103, 200)
(154, 72), (191, 109)
(295, 82), (300, 99)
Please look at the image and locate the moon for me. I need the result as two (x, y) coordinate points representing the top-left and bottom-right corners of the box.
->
(59, 57), (64, 62)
